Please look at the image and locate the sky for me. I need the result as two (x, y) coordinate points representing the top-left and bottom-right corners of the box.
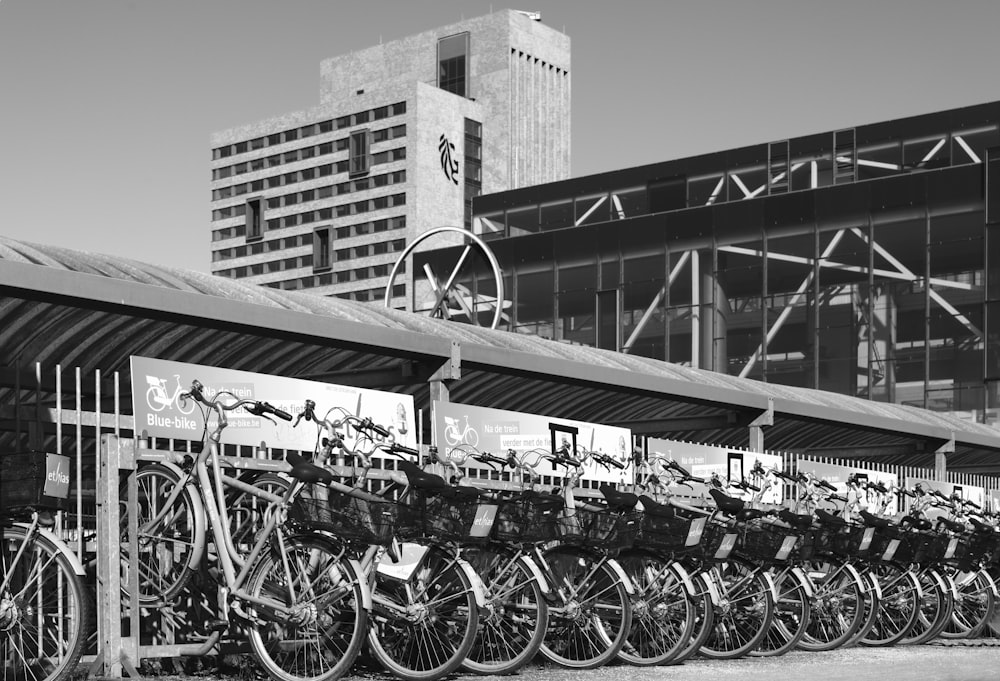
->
(2, 0), (1000, 273)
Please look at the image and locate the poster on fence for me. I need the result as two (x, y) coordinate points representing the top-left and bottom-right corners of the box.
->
(432, 401), (632, 486)
(131, 356), (416, 452)
(795, 460), (899, 512)
(906, 478), (985, 520)
(645, 438), (783, 505)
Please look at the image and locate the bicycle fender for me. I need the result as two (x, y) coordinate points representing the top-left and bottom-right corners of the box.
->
(518, 555), (550, 595)
(604, 558), (636, 595)
(760, 569), (778, 603)
(670, 560), (697, 597)
(927, 569), (956, 600)
(13, 523), (86, 577)
(456, 557), (489, 608)
(700, 570), (722, 606)
(841, 562), (866, 594)
(865, 572), (883, 602)
(981, 569), (1000, 598)
(346, 558), (373, 611)
(790, 565), (814, 598)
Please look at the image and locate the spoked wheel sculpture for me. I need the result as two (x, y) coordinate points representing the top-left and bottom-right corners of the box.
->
(383, 226), (507, 329)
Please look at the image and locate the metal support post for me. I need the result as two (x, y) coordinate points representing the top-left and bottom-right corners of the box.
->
(748, 398), (774, 453)
(935, 435), (955, 482)
(92, 434), (140, 678)
(428, 341), (461, 467)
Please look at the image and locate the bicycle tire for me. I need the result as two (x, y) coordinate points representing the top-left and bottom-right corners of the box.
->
(940, 569), (996, 640)
(899, 567), (954, 645)
(537, 546), (633, 669)
(699, 557), (775, 659)
(2, 524), (91, 681)
(230, 472), (291, 549)
(672, 571), (715, 664)
(860, 563), (921, 647)
(987, 564), (1000, 637)
(798, 557), (866, 651)
(461, 546), (548, 675)
(245, 533), (368, 681)
(121, 463), (203, 607)
(843, 569), (880, 648)
(616, 549), (695, 666)
(751, 565), (810, 657)
(367, 544), (479, 681)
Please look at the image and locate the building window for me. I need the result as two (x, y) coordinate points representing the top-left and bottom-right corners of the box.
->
(350, 129), (370, 176)
(246, 198), (263, 241)
(464, 118), (482, 228)
(313, 227), (332, 271)
(438, 32), (469, 97)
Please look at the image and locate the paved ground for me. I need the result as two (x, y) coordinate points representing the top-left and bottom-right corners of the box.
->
(104, 642), (1000, 681)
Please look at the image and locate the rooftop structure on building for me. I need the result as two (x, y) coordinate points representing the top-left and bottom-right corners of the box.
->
(418, 99), (1000, 428)
(209, 9), (570, 306)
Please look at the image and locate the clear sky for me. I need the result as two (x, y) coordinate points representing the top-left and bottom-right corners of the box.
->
(2, 0), (999, 272)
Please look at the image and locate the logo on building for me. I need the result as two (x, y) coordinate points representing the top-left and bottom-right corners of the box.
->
(438, 134), (459, 185)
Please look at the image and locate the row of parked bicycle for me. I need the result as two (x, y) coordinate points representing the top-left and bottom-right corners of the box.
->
(3, 379), (999, 681)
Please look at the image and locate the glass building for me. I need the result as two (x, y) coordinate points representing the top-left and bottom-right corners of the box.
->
(416, 101), (1000, 425)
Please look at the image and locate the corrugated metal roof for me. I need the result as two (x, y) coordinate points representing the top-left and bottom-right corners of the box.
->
(1, 236), (998, 468)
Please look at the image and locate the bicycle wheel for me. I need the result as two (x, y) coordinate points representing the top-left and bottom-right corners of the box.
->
(231, 472), (291, 550)
(122, 463), (203, 606)
(843, 569), (880, 647)
(860, 563), (921, 647)
(751, 565), (810, 657)
(537, 546), (632, 669)
(899, 567), (954, 645)
(616, 549), (694, 666)
(367, 545), (479, 681)
(2, 524), (91, 681)
(672, 568), (715, 664)
(797, 557), (865, 651)
(940, 569), (996, 639)
(988, 564), (1000, 637)
(245, 533), (367, 681)
(460, 546), (547, 675)
(699, 558), (774, 659)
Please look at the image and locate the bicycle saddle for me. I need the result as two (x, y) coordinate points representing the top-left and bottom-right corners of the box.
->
(600, 485), (639, 512)
(899, 514), (932, 531)
(858, 510), (892, 529)
(519, 489), (564, 509)
(814, 508), (846, 526)
(286, 452), (334, 485)
(970, 517), (995, 534)
(708, 488), (745, 516)
(638, 494), (676, 518)
(938, 518), (966, 534)
(778, 508), (814, 530)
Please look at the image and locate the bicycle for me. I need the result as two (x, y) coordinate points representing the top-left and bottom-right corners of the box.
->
(121, 380), (370, 681)
(2, 500), (90, 681)
(292, 403), (483, 681)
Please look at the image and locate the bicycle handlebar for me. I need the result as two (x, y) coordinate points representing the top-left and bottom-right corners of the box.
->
(183, 379), (291, 422)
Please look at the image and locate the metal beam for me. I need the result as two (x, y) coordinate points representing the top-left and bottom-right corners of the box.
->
(607, 412), (741, 434)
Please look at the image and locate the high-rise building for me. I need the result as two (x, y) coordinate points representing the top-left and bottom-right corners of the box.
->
(209, 9), (570, 306)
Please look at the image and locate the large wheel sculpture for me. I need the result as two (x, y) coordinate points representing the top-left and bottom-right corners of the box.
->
(383, 226), (506, 329)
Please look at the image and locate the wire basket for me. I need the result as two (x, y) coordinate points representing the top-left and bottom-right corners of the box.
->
(960, 530), (1000, 570)
(639, 510), (699, 551)
(867, 525), (904, 563)
(892, 530), (945, 564)
(556, 507), (639, 551)
(739, 523), (800, 563)
(685, 519), (739, 561)
(397, 490), (497, 543)
(814, 523), (871, 558)
(491, 493), (562, 544)
(289, 492), (399, 546)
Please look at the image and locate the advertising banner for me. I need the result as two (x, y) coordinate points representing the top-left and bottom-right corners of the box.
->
(795, 460), (899, 512)
(906, 478), (985, 520)
(645, 438), (783, 504)
(989, 490), (1000, 513)
(131, 356), (416, 452)
(432, 401), (632, 485)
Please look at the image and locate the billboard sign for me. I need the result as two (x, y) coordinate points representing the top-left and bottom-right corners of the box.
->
(131, 356), (416, 452)
(795, 460), (899, 512)
(645, 438), (783, 504)
(432, 401), (632, 485)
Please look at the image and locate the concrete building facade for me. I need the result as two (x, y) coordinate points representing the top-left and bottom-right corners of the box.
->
(209, 9), (570, 305)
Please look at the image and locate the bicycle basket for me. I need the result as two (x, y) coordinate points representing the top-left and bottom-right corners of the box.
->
(556, 507), (639, 551)
(398, 489), (494, 543)
(289, 492), (399, 546)
(639, 511), (701, 551)
(491, 494), (562, 544)
(961, 530), (1000, 570)
(739, 523), (799, 563)
(687, 520), (738, 561)
(0, 451), (72, 515)
(814, 523), (870, 558)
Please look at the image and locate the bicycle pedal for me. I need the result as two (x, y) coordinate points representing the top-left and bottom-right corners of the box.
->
(206, 618), (230, 633)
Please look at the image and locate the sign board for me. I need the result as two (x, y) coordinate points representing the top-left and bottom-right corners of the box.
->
(432, 401), (632, 485)
(796, 460), (899, 512)
(645, 438), (783, 504)
(131, 357), (416, 452)
(906, 478), (985, 520)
